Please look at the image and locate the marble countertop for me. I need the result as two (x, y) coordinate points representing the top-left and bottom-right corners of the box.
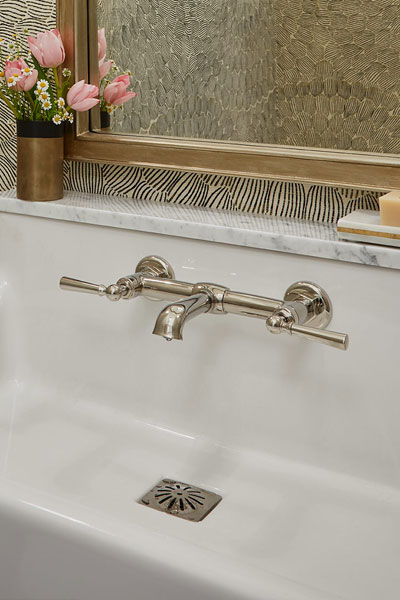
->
(1, 189), (399, 270)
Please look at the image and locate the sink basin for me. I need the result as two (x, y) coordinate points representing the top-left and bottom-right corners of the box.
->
(0, 207), (399, 600)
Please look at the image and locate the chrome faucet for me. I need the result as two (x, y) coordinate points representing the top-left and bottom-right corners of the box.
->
(60, 255), (349, 351)
(152, 291), (212, 341)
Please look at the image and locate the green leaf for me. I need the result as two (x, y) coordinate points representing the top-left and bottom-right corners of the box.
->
(31, 55), (55, 107)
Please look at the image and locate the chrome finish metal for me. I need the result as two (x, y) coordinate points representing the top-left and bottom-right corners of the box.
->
(152, 291), (213, 341)
(283, 281), (333, 329)
(60, 255), (175, 302)
(59, 277), (129, 301)
(264, 280), (347, 349)
(222, 291), (282, 319)
(60, 255), (349, 350)
(103, 283), (126, 302)
(135, 255), (175, 280)
(193, 283), (229, 314)
(60, 277), (107, 296)
(139, 479), (222, 522)
(266, 310), (349, 351)
(266, 307), (298, 333)
(115, 275), (142, 300)
(290, 324), (349, 351)
(140, 277), (194, 301)
(119, 256), (175, 300)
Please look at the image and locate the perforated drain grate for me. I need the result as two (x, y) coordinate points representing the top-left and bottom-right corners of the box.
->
(138, 479), (222, 522)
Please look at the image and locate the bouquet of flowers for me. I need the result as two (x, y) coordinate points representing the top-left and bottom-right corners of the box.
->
(0, 29), (100, 124)
(97, 27), (137, 116)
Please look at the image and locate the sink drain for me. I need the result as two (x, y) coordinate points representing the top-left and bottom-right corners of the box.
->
(138, 479), (222, 522)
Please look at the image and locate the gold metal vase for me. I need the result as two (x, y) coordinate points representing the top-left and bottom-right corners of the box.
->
(17, 120), (65, 202)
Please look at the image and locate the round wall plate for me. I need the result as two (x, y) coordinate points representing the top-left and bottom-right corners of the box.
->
(284, 281), (332, 329)
(135, 256), (175, 280)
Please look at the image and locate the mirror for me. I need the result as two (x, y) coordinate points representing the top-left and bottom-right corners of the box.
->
(59, 0), (400, 190)
(97, 0), (400, 154)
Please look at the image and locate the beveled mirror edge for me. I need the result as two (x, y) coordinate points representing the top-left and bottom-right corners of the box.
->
(59, 0), (400, 191)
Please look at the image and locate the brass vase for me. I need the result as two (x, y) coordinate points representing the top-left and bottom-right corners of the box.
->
(17, 120), (65, 202)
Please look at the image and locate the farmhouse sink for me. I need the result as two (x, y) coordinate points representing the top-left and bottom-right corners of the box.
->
(0, 204), (399, 600)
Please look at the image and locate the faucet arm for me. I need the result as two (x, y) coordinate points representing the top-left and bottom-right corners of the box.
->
(152, 292), (213, 341)
(139, 276), (195, 301)
(222, 290), (282, 318)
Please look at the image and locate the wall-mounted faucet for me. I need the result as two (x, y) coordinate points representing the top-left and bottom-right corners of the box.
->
(60, 255), (349, 351)
(152, 291), (213, 341)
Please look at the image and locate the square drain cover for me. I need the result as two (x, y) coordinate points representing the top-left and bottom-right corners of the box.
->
(138, 478), (222, 522)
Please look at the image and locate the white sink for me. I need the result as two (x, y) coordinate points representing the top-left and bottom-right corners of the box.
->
(0, 209), (399, 600)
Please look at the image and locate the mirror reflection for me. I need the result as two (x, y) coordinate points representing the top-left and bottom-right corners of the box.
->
(97, 0), (400, 154)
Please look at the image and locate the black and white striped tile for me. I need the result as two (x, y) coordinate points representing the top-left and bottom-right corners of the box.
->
(63, 161), (380, 223)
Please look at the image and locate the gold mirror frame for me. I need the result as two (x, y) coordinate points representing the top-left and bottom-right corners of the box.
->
(59, 0), (400, 191)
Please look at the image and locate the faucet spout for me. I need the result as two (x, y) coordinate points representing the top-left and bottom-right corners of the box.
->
(152, 292), (212, 341)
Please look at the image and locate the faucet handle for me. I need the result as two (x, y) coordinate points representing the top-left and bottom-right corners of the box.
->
(59, 277), (135, 301)
(266, 313), (349, 351)
(60, 256), (176, 302)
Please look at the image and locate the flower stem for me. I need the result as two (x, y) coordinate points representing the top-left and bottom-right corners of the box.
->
(32, 99), (39, 120)
(27, 93), (35, 110)
(0, 90), (18, 117)
(53, 67), (61, 95)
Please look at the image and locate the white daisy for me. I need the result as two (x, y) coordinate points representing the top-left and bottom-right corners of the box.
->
(52, 114), (62, 125)
(62, 68), (71, 78)
(41, 99), (52, 111)
(39, 91), (50, 102)
(57, 97), (66, 109)
(106, 105), (114, 114)
(37, 79), (49, 92)
(7, 73), (20, 88)
(34, 89), (39, 96)
(7, 42), (16, 53)
(0, 71), (5, 82)
(22, 66), (33, 77)
(62, 109), (69, 120)
(68, 113), (74, 124)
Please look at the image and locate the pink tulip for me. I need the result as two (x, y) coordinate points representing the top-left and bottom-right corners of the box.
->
(27, 29), (65, 68)
(99, 57), (112, 80)
(67, 80), (100, 111)
(98, 28), (107, 61)
(103, 74), (137, 106)
(4, 59), (38, 91)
